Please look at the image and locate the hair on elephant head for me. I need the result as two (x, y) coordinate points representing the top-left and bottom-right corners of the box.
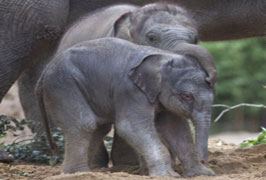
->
(114, 3), (197, 45)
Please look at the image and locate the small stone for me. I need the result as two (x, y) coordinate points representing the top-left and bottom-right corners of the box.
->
(0, 148), (12, 163)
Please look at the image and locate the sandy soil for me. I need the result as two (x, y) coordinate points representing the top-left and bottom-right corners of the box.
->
(212, 132), (260, 144)
(0, 140), (265, 180)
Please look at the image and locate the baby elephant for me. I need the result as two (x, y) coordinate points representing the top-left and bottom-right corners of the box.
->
(57, 3), (217, 165)
(58, 3), (217, 84)
(18, 2), (216, 167)
(36, 38), (215, 177)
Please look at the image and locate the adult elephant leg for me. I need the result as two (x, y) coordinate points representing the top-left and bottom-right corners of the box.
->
(0, 0), (68, 102)
(19, 71), (47, 134)
(0, 41), (32, 102)
(111, 129), (139, 166)
(156, 112), (215, 177)
(18, 42), (58, 134)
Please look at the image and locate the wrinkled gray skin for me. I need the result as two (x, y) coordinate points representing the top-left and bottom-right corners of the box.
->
(36, 37), (215, 177)
(1, 0), (265, 167)
(1, 0), (265, 101)
(58, 4), (217, 85)
(19, 3), (215, 167)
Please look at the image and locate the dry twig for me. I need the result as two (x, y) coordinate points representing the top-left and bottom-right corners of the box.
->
(213, 103), (266, 122)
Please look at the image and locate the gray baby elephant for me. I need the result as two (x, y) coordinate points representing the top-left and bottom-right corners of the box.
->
(58, 3), (217, 84)
(36, 37), (215, 177)
(19, 2), (217, 167)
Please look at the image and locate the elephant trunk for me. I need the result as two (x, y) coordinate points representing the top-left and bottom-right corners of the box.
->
(173, 43), (217, 86)
(192, 112), (211, 163)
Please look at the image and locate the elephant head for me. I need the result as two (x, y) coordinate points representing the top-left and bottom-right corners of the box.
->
(114, 3), (217, 86)
(130, 53), (214, 162)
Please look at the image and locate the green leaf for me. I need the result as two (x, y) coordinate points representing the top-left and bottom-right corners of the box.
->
(0, 134), (6, 139)
(240, 127), (266, 148)
(257, 133), (265, 142)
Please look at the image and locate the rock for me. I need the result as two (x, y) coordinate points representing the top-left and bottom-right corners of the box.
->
(0, 147), (12, 163)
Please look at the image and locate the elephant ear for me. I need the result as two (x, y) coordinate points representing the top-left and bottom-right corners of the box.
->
(129, 55), (163, 104)
(113, 12), (133, 40)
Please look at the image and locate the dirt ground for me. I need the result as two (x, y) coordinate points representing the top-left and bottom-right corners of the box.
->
(0, 140), (265, 180)
(1, 85), (266, 180)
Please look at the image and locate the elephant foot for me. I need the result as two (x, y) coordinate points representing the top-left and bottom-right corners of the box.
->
(183, 164), (215, 177)
(150, 169), (181, 178)
(63, 164), (89, 174)
(167, 169), (181, 178)
(139, 163), (148, 175)
(89, 160), (108, 170)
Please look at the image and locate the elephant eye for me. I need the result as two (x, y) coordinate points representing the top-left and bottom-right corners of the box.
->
(148, 35), (156, 42)
(146, 32), (159, 44)
(180, 93), (194, 103)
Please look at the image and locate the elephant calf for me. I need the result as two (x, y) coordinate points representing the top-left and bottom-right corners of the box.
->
(18, 2), (217, 167)
(36, 37), (215, 177)
(58, 3), (217, 85)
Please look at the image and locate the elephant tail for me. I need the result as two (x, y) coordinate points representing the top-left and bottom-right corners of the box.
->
(35, 76), (59, 156)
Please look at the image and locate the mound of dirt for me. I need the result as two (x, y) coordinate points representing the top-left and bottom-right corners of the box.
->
(0, 141), (265, 180)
